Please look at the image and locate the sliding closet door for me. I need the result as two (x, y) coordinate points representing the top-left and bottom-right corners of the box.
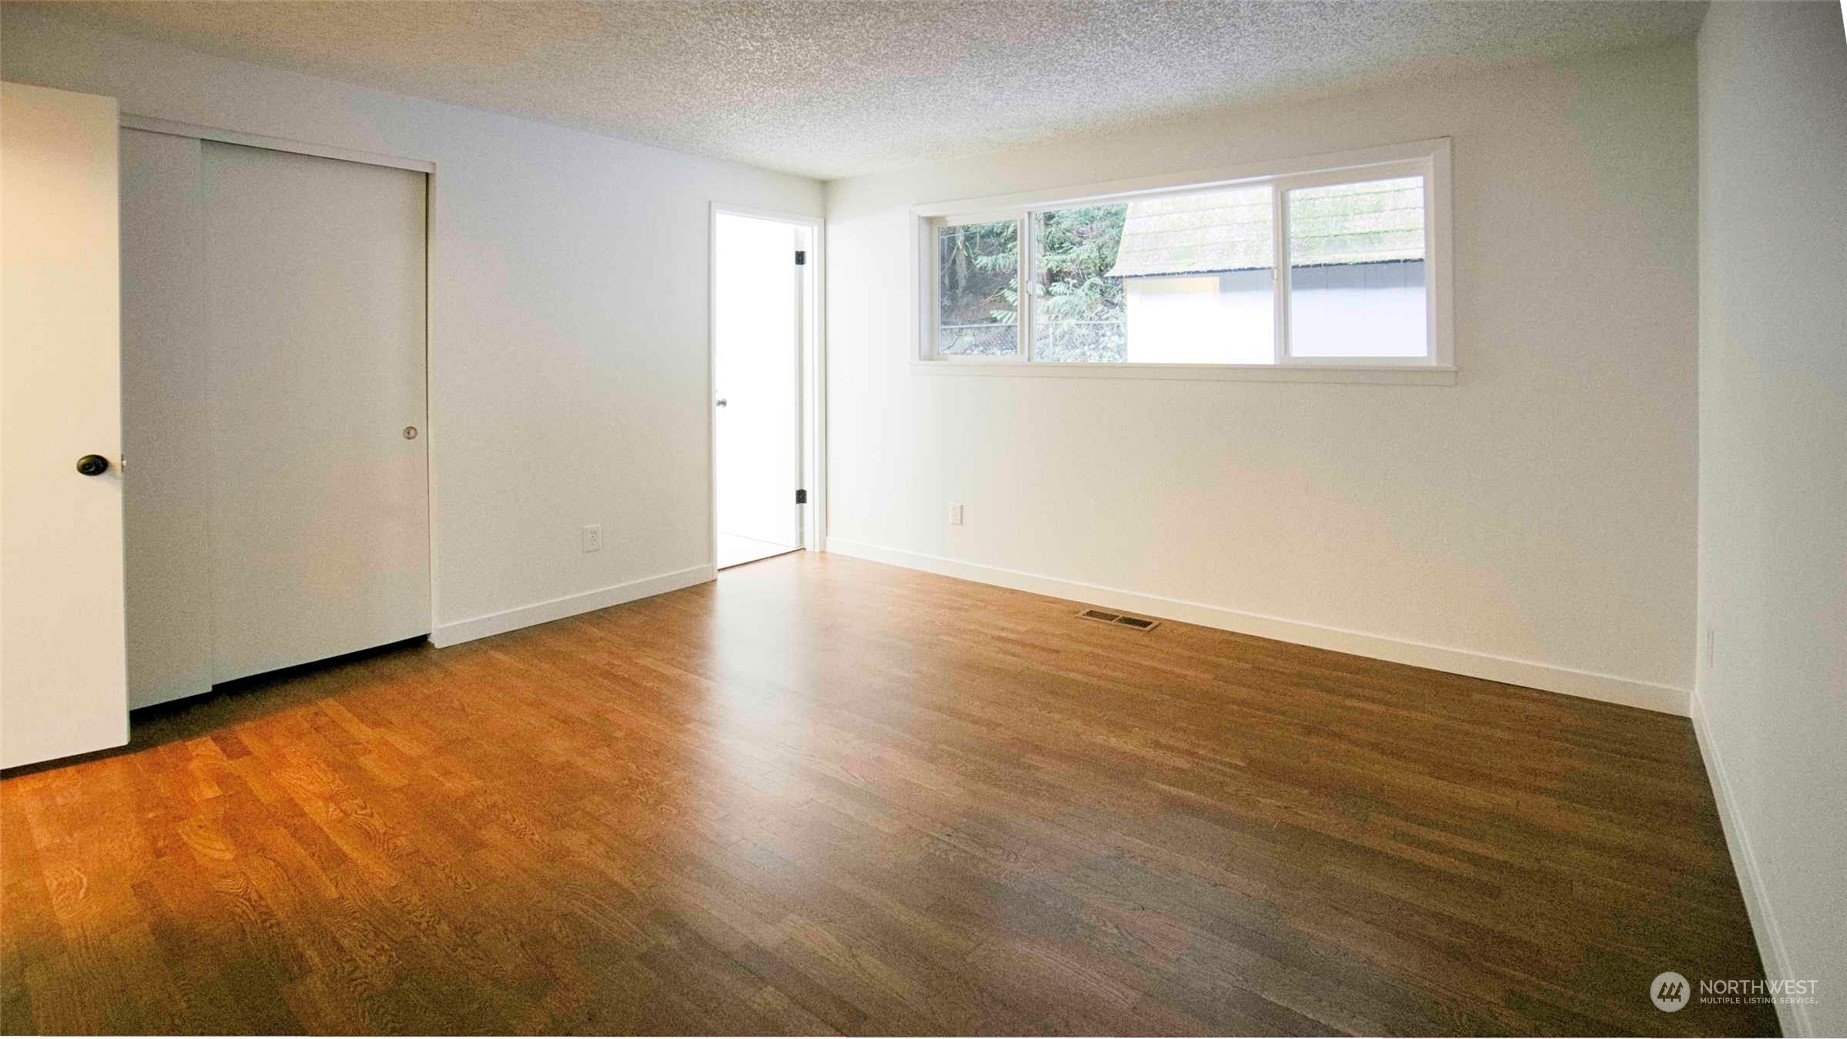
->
(121, 128), (213, 707)
(202, 142), (429, 683)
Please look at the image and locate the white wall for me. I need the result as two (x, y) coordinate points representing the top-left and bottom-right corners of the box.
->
(1122, 271), (1275, 364)
(826, 45), (1699, 712)
(1695, 4), (1847, 1035)
(0, 7), (822, 645)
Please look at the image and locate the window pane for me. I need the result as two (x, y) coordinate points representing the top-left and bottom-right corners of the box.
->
(1033, 184), (1274, 364)
(1028, 203), (1126, 361)
(936, 220), (1018, 356)
(1286, 176), (1427, 358)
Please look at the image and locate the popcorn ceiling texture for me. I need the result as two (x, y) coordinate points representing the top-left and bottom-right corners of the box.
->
(15, 1), (1706, 178)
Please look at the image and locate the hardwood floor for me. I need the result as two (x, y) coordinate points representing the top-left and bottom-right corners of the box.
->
(1, 552), (1774, 1036)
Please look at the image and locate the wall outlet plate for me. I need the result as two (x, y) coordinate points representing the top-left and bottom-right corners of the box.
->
(582, 524), (602, 552)
(948, 504), (964, 526)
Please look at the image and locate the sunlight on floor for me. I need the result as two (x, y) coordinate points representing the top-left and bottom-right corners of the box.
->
(717, 532), (798, 569)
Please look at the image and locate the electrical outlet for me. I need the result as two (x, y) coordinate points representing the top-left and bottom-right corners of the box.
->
(948, 504), (964, 526)
(581, 524), (602, 553)
(1706, 625), (1717, 669)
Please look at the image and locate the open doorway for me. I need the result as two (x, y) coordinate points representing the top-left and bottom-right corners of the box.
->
(712, 207), (819, 570)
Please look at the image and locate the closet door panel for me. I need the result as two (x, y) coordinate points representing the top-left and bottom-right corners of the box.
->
(202, 142), (428, 683)
(121, 128), (213, 708)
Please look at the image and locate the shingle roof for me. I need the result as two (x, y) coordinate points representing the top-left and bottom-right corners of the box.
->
(1106, 185), (1272, 278)
(1107, 177), (1424, 278)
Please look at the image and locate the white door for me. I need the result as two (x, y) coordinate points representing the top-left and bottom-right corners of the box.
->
(0, 83), (128, 768)
(202, 142), (429, 682)
(714, 212), (803, 569)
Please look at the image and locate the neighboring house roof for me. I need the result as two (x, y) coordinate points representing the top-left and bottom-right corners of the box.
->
(1107, 177), (1425, 278)
(1107, 186), (1273, 278)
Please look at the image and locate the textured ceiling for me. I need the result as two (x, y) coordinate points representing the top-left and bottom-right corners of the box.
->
(18, 1), (1708, 178)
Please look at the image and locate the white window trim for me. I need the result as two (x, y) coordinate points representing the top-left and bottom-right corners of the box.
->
(911, 138), (1455, 384)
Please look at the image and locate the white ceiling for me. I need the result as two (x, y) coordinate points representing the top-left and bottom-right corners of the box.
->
(22, 1), (1708, 179)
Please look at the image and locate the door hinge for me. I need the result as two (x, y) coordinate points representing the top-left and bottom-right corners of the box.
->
(794, 250), (806, 266)
(795, 489), (808, 504)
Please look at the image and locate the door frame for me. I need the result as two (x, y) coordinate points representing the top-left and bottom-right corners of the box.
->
(708, 203), (826, 571)
(117, 113), (440, 646)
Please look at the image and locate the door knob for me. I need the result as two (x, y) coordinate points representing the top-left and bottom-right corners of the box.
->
(715, 398), (728, 408)
(75, 454), (110, 476)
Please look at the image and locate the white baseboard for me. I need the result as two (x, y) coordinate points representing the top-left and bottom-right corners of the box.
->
(1690, 689), (1806, 1037)
(431, 564), (715, 648)
(824, 537), (1688, 716)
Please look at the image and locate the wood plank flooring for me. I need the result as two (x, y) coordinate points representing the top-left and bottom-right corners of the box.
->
(1, 552), (1774, 1035)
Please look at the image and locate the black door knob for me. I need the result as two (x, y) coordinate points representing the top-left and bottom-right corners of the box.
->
(75, 454), (109, 476)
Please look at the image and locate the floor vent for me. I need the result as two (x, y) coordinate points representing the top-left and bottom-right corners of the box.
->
(1078, 608), (1159, 631)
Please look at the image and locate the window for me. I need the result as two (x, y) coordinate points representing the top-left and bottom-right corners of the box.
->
(1286, 177), (1426, 358)
(918, 140), (1451, 375)
(935, 219), (1017, 357)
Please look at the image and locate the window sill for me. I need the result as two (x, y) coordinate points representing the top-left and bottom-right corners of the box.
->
(909, 361), (1457, 385)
